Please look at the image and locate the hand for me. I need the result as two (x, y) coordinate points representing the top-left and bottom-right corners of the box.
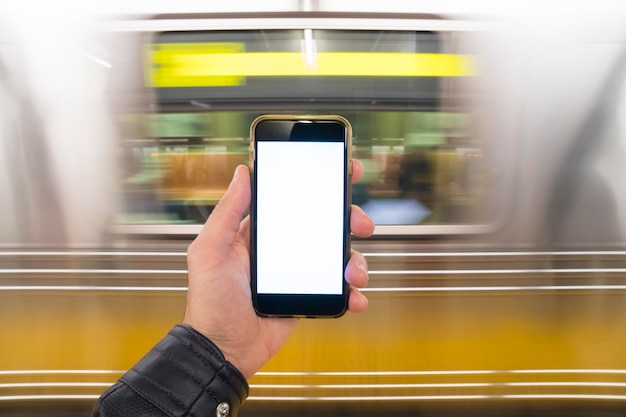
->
(183, 160), (375, 379)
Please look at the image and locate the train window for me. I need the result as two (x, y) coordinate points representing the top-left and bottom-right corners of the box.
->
(117, 27), (493, 234)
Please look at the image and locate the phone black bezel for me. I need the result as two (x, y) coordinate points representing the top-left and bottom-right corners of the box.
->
(250, 116), (352, 318)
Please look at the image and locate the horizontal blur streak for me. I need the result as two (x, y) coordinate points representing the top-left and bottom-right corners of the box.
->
(3, 5), (626, 417)
(3, 249), (626, 294)
(0, 370), (124, 375)
(3, 285), (626, 292)
(3, 368), (626, 403)
(5, 267), (626, 274)
(115, 108), (480, 229)
(149, 49), (476, 87)
(0, 396), (100, 402)
(3, 249), (626, 381)
(245, 395), (626, 401)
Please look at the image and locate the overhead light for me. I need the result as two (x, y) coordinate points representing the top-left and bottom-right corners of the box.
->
(301, 29), (317, 69)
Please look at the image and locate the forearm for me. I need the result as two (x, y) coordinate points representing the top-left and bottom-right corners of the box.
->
(92, 324), (249, 417)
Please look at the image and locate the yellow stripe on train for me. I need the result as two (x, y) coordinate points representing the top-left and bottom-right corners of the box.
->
(147, 43), (476, 87)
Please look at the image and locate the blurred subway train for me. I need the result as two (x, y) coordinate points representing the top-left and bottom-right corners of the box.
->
(2, 1), (626, 416)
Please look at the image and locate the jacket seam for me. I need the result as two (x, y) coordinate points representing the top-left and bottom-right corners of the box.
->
(176, 325), (249, 397)
(152, 345), (205, 389)
(169, 330), (244, 400)
(185, 367), (221, 417)
(121, 369), (186, 416)
(168, 332), (220, 374)
(176, 325), (224, 359)
(97, 382), (124, 404)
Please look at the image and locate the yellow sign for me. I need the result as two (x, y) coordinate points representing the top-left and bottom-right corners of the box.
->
(147, 42), (476, 88)
(147, 42), (246, 87)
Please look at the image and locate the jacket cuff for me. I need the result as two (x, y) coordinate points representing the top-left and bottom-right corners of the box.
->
(120, 324), (249, 416)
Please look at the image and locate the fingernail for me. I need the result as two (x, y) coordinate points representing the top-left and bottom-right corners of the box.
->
(231, 166), (240, 183)
(226, 166), (240, 192)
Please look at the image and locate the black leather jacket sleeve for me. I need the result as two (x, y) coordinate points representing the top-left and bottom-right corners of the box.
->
(92, 324), (249, 417)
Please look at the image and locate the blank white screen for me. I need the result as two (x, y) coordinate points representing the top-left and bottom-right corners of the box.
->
(256, 141), (345, 295)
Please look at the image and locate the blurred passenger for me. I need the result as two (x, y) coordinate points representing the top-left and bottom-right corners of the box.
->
(398, 148), (433, 205)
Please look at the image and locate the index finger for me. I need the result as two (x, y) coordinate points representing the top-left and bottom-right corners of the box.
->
(191, 165), (250, 256)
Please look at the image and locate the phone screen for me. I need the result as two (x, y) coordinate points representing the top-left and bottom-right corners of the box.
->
(250, 116), (351, 317)
(256, 140), (345, 295)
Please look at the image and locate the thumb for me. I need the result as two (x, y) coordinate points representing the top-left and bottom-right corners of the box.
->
(195, 165), (251, 252)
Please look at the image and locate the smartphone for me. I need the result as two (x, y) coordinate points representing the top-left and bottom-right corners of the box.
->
(250, 115), (352, 318)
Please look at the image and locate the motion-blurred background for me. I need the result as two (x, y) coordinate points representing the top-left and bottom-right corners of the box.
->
(2, 1), (626, 415)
